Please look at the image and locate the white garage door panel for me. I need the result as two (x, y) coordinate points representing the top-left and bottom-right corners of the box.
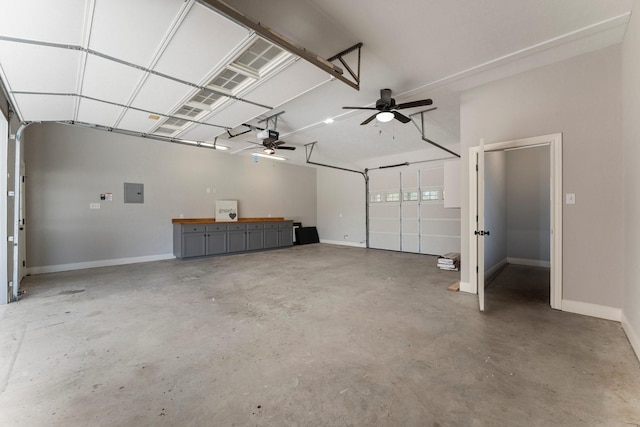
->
(402, 204), (419, 219)
(369, 171), (400, 191)
(370, 233), (400, 251)
(401, 171), (418, 187)
(370, 219), (400, 234)
(368, 163), (460, 255)
(421, 236), (460, 256)
(402, 235), (419, 253)
(422, 219), (460, 237)
(370, 204), (400, 218)
(421, 204), (460, 220)
(402, 220), (420, 234)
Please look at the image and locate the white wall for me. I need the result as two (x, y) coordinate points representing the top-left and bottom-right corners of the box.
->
(24, 123), (317, 271)
(460, 44), (624, 309)
(316, 167), (366, 246)
(506, 146), (550, 263)
(483, 150), (507, 274)
(622, 0), (640, 359)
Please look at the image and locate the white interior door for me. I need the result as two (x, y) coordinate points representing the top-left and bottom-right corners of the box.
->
(477, 140), (486, 311)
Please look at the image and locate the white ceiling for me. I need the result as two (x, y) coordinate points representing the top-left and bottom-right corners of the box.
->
(0, 0), (633, 167)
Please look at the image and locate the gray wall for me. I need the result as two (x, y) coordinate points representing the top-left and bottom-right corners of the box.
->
(483, 150), (507, 273)
(622, 0), (640, 356)
(460, 44), (624, 308)
(506, 146), (550, 262)
(24, 123), (317, 270)
(316, 167), (366, 245)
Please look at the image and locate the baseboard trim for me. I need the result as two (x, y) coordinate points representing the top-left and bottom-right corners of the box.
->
(27, 253), (175, 275)
(562, 299), (621, 322)
(507, 257), (551, 268)
(621, 312), (640, 363)
(486, 258), (508, 281)
(319, 239), (366, 248)
(459, 281), (473, 294)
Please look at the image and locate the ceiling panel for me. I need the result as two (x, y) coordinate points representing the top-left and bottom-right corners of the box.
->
(0, 41), (81, 93)
(81, 55), (146, 104)
(153, 3), (251, 83)
(128, 74), (194, 115)
(203, 100), (268, 130)
(76, 98), (125, 128)
(89, 0), (187, 67)
(117, 109), (161, 134)
(0, 0), (87, 45)
(13, 94), (76, 121)
(248, 60), (331, 107)
(176, 123), (226, 142)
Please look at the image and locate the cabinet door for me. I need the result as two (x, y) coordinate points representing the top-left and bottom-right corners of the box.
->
(227, 230), (247, 253)
(264, 228), (279, 248)
(247, 230), (263, 250)
(182, 233), (206, 257)
(206, 232), (227, 255)
(279, 226), (293, 247)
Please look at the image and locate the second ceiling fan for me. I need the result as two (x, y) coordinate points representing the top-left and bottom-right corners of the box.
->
(343, 88), (433, 125)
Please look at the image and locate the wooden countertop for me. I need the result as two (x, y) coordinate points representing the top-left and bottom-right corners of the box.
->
(172, 217), (292, 224)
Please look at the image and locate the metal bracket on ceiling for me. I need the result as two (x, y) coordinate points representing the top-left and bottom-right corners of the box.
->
(409, 107), (460, 158)
(327, 43), (363, 91)
(198, 0), (362, 91)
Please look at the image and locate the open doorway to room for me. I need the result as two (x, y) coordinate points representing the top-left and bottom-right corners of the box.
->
(469, 134), (562, 312)
(484, 145), (551, 310)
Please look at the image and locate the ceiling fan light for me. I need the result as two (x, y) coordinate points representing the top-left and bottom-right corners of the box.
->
(263, 147), (275, 155)
(376, 111), (394, 123)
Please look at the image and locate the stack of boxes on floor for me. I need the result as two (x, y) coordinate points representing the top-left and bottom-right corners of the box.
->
(437, 253), (460, 271)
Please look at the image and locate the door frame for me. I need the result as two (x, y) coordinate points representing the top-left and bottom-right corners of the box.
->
(0, 112), (7, 304)
(469, 133), (563, 310)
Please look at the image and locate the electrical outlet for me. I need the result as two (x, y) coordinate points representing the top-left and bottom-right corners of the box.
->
(344, 234), (349, 240)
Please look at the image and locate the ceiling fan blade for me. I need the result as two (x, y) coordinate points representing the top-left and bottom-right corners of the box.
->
(393, 111), (411, 123)
(360, 113), (378, 125)
(343, 106), (380, 110)
(395, 99), (433, 110)
(277, 146), (296, 150)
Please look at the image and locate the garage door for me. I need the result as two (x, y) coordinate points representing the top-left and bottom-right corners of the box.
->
(368, 163), (460, 255)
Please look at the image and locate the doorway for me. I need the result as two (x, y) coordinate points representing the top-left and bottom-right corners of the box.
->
(469, 134), (562, 311)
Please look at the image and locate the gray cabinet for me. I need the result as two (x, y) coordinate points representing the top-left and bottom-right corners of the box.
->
(264, 223), (279, 249)
(247, 223), (264, 251)
(174, 221), (293, 259)
(227, 223), (247, 253)
(179, 225), (206, 258)
(279, 222), (293, 247)
(206, 224), (227, 255)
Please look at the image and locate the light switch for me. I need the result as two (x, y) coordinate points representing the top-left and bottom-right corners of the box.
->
(90, 203), (101, 209)
(566, 193), (576, 205)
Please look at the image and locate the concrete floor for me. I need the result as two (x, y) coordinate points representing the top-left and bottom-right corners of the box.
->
(0, 244), (639, 426)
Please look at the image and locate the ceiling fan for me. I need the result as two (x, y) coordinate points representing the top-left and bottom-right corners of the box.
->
(343, 88), (433, 125)
(256, 129), (296, 155)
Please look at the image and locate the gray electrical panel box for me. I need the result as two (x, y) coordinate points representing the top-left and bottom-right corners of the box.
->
(124, 182), (144, 203)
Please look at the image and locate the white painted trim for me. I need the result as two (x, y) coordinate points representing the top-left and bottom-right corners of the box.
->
(319, 239), (366, 248)
(562, 299), (621, 322)
(0, 113), (7, 305)
(459, 281), (473, 293)
(27, 253), (175, 275)
(486, 258), (508, 280)
(507, 257), (551, 268)
(621, 312), (640, 363)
